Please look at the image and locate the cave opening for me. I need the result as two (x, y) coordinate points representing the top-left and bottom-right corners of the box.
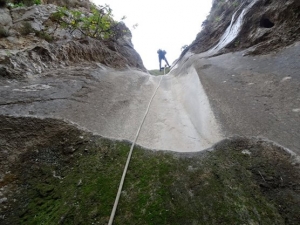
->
(260, 18), (275, 28)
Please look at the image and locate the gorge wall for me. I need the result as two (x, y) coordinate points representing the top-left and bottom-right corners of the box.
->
(0, 0), (300, 224)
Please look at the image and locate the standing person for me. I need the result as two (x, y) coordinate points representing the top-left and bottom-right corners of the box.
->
(157, 49), (170, 71)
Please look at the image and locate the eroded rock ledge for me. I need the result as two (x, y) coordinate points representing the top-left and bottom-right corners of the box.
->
(0, 3), (146, 79)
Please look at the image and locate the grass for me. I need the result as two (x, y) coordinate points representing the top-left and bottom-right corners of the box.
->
(148, 67), (171, 76)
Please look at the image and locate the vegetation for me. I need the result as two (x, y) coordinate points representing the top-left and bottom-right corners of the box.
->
(35, 30), (54, 42)
(2, 1), (129, 42)
(18, 21), (53, 42)
(1, 115), (299, 224)
(50, 4), (128, 41)
(7, 0), (41, 7)
(0, 26), (10, 38)
(19, 21), (34, 35)
(7, 136), (299, 225)
(148, 67), (171, 76)
(3, 0), (41, 8)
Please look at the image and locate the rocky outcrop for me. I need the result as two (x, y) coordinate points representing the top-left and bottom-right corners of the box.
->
(0, 3), (146, 78)
(185, 0), (300, 57)
(0, 8), (13, 28)
(1, 37), (145, 78)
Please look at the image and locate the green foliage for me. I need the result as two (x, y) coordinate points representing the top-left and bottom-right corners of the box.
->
(51, 4), (127, 41)
(35, 30), (54, 42)
(8, 0), (41, 8)
(149, 67), (171, 75)
(214, 16), (221, 22)
(234, 40), (240, 47)
(14, 136), (300, 224)
(8, 1), (25, 8)
(0, 26), (10, 38)
(19, 22), (34, 35)
(33, 0), (41, 4)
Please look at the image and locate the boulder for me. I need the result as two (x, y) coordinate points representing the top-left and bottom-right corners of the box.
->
(0, 8), (12, 28)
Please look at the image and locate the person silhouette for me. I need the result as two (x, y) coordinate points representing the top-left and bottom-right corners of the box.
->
(157, 49), (170, 71)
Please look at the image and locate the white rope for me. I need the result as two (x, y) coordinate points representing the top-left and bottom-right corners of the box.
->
(108, 75), (164, 225)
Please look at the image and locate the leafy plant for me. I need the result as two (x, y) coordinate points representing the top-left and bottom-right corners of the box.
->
(51, 4), (128, 41)
(9, 2), (25, 8)
(8, 0), (41, 7)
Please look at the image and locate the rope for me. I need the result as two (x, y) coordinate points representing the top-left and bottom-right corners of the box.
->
(108, 74), (164, 225)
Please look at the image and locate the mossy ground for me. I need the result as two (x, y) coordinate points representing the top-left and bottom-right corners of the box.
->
(148, 67), (171, 76)
(1, 116), (300, 224)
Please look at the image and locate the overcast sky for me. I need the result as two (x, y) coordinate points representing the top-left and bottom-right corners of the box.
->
(91, 0), (213, 70)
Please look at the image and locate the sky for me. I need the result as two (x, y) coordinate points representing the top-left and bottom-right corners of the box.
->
(91, 0), (213, 70)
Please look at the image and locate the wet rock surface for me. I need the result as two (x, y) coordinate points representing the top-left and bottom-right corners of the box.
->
(0, 64), (222, 152)
(186, 0), (300, 57)
(192, 42), (300, 154)
(173, 40), (300, 155)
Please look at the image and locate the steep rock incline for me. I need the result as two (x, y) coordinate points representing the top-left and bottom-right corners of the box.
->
(0, 64), (222, 152)
(185, 0), (300, 57)
(175, 0), (300, 154)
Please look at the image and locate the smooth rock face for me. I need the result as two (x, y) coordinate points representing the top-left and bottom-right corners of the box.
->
(0, 64), (222, 152)
(187, 42), (300, 154)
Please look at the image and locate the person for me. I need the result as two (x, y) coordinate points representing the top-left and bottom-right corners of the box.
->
(157, 49), (170, 71)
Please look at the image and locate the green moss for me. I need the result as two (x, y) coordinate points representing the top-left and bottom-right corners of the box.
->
(6, 133), (299, 224)
(148, 67), (171, 76)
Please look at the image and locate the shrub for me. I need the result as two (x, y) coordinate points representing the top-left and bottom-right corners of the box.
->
(19, 22), (34, 35)
(10, 0), (41, 7)
(35, 30), (54, 42)
(0, 26), (10, 38)
(51, 5), (126, 41)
